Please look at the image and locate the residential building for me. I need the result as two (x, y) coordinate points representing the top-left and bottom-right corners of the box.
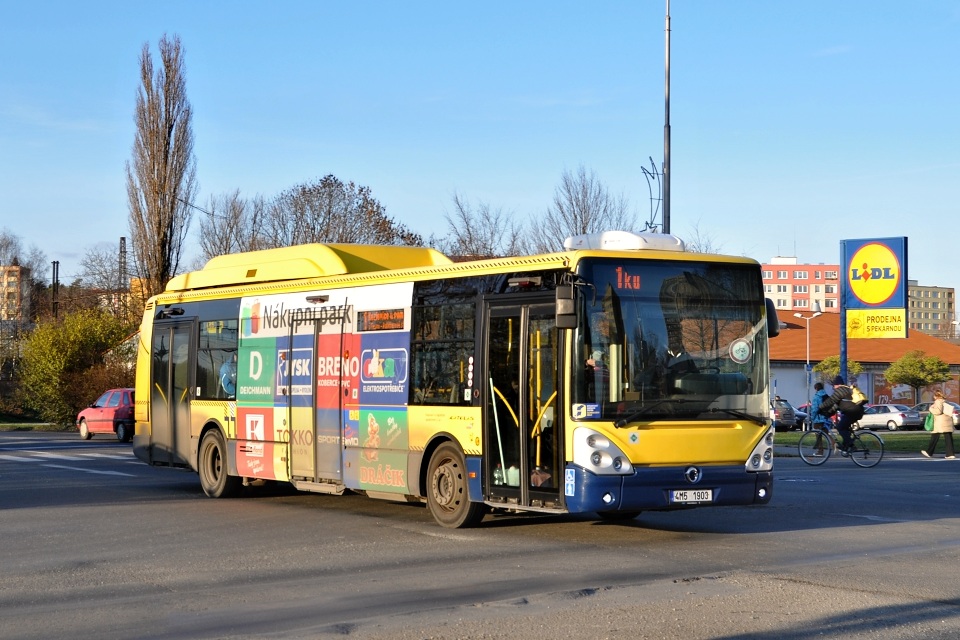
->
(760, 257), (840, 313)
(0, 264), (30, 323)
(907, 280), (956, 339)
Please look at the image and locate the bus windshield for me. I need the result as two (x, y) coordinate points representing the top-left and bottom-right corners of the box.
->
(572, 258), (769, 424)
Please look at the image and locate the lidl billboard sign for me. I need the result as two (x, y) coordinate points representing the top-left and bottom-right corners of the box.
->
(841, 237), (907, 338)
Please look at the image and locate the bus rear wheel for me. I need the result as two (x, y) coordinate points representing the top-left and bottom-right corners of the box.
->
(426, 442), (486, 528)
(199, 429), (241, 498)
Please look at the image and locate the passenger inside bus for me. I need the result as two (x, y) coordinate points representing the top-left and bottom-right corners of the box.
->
(219, 353), (237, 398)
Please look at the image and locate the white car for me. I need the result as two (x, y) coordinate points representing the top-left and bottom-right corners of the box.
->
(855, 404), (923, 431)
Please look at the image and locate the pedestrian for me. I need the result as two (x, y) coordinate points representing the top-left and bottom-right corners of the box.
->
(921, 390), (956, 459)
(818, 375), (862, 453)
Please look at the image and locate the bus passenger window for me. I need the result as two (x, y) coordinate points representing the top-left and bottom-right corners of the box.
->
(410, 302), (474, 406)
(196, 319), (239, 400)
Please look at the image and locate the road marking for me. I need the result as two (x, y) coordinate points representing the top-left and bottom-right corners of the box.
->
(78, 452), (135, 460)
(23, 450), (86, 461)
(42, 464), (135, 477)
(840, 513), (906, 523)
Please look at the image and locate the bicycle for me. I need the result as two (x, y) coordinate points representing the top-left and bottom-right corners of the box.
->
(798, 425), (884, 468)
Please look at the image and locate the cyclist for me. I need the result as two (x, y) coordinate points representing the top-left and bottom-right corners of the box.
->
(817, 375), (865, 454)
(809, 381), (831, 455)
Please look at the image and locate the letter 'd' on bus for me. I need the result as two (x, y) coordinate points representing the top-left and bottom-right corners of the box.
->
(249, 351), (263, 380)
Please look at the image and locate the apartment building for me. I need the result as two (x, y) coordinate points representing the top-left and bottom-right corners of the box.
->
(908, 280), (956, 339)
(761, 257), (840, 313)
(0, 265), (30, 323)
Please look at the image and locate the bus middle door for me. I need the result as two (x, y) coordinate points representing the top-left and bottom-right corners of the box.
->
(287, 315), (344, 487)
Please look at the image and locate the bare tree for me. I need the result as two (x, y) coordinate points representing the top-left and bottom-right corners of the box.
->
(79, 243), (122, 293)
(0, 228), (48, 321)
(267, 175), (422, 247)
(196, 191), (270, 262)
(527, 165), (637, 253)
(436, 192), (522, 259)
(0, 229), (46, 276)
(126, 33), (197, 301)
(683, 218), (725, 254)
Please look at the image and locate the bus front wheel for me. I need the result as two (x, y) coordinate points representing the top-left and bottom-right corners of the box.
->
(198, 429), (241, 498)
(426, 442), (486, 528)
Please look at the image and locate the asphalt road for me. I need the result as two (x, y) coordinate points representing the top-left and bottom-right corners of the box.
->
(2, 431), (959, 639)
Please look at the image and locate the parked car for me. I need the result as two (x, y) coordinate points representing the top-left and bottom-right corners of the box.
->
(854, 403), (923, 431)
(770, 397), (797, 432)
(799, 402), (838, 427)
(909, 401), (960, 428)
(76, 388), (135, 442)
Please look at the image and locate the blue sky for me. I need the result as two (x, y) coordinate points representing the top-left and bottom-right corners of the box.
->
(2, 1), (958, 291)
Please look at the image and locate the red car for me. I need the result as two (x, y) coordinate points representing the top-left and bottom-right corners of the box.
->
(76, 388), (135, 442)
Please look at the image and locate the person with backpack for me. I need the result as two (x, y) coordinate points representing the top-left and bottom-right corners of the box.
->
(817, 375), (866, 453)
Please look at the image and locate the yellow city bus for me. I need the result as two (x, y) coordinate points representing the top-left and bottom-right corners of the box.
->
(133, 231), (779, 527)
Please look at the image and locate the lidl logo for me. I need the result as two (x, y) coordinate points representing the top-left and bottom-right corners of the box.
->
(848, 242), (901, 305)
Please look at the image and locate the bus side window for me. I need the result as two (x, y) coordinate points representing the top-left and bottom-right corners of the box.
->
(410, 302), (474, 406)
(196, 319), (239, 400)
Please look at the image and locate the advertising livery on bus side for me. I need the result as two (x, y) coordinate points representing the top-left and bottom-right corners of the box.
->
(133, 231), (779, 527)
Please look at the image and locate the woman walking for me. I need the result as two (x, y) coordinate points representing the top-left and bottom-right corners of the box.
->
(921, 390), (956, 459)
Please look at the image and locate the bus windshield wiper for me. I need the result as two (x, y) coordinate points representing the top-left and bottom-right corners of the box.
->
(614, 398), (691, 428)
(708, 407), (766, 426)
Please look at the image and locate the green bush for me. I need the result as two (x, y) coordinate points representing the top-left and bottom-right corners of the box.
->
(17, 309), (135, 425)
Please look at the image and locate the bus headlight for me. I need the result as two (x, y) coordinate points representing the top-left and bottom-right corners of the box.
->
(573, 427), (634, 475)
(745, 426), (775, 473)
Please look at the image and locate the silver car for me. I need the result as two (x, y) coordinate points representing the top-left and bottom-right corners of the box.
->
(909, 401), (960, 428)
(855, 404), (923, 431)
(770, 397), (797, 432)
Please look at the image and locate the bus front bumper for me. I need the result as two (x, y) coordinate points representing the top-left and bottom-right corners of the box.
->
(562, 464), (773, 514)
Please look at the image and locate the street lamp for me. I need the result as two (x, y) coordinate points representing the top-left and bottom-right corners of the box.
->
(794, 301), (823, 429)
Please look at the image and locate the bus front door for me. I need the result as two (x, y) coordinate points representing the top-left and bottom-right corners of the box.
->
(149, 320), (195, 466)
(485, 301), (561, 507)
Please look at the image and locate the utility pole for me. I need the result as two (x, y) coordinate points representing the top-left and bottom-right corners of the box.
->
(51, 261), (59, 319)
(119, 236), (128, 321)
(662, 0), (672, 234)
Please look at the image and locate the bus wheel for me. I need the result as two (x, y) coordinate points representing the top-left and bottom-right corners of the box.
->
(426, 442), (486, 528)
(199, 430), (241, 498)
(78, 419), (92, 440)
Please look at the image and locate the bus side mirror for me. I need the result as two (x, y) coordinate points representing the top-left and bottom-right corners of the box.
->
(766, 298), (780, 338)
(556, 284), (577, 329)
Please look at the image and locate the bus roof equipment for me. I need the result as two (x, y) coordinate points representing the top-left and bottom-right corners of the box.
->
(563, 231), (685, 252)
